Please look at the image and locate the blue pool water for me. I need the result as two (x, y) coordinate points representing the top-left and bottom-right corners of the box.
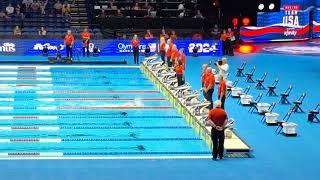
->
(0, 66), (210, 157)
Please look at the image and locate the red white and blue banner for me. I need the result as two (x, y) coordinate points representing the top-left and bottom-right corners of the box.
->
(313, 7), (320, 37)
(241, 0), (317, 42)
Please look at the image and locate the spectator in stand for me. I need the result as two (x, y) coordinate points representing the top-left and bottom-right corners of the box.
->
(192, 32), (202, 40)
(170, 30), (177, 40)
(64, 30), (75, 59)
(226, 28), (235, 56)
(194, 10), (204, 19)
(178, 10), (185, 18)
(211, 24), (220, 40)
(202, 67), (215, 109)
(13, 26), (22, 36)
(40, 1), (47, 14)
(218, 75), (227, 109)
(62, 2), (71, 15)
(144, 29), (154, 39)
(174, 60), (184, 86)
(31, 0), (40, 12)
(131, 34), (140, 64)
(99, 9), (106, 18)
(166, 39), (173, 67)
(159, 37), (166, 64)
(54, 1), (63, 14)
(38, 27), (47, 36)
(133, 3), (140, 10)
(220, 29), (227, 55)
(64, 12), (71, 22)
(110, 3), (117, 10)
(15, 4), (21, 14)
(160, 29), (169, 39)
(0, 11), (8, 19)
(81, 28), (91, 57)
(116, 9), (123, 17)
(143, 2), (150, 9)
(178, 3), (185, 10)
(6, 3), (14, 15)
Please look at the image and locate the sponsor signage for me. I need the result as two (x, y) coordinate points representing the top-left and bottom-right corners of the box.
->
(0, 39), (223, 56)
(240, 0), (314, 42)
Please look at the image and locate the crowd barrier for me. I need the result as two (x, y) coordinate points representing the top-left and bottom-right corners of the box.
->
(0, 39), (222, 57)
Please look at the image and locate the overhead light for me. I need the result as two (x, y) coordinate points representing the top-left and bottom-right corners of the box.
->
(269, 3), (275, 10)
(258, 3), (265, 11)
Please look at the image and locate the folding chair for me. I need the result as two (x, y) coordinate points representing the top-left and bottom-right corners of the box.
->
(237, 86), (251, 104)
(275, 110), (293, 135)
(308, 104), (320, 123)
(260, 102), (276, 122)
(255, 72), (268, 90)
(279, 85), (292, 104)
(236, 62), (247, 77)
(226, 78), (239, 98)
(234, 85), (250, 99)
(267, 79), (279, 96)
(291, 93), (306, 113)
(245, 66), (256, 83)
(248, 93), (263, 113)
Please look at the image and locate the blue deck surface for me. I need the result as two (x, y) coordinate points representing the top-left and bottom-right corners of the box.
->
(0, 53), (320, 180)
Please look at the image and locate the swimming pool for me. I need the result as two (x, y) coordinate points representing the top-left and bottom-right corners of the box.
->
(0, 66), (210, 159)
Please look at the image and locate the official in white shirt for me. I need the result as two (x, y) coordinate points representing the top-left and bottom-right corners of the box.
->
(216, 57), (229, 80)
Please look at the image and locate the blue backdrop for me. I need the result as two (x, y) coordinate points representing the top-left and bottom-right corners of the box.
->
(0, 39), (223, 57)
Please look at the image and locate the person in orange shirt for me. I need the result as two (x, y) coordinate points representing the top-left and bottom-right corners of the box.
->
(226, 28), (235, 56)
(144, 29), (154, 40)
(203, 67), (215, 109)
(170, 30), (177, 40)
(131, 34), (140, 64)
(218, 75), (227, 109)
(178, 48), (186, 68)
(160, 29), (169, 39)
(174, 60), (184, 86)
(159, 37), (166, 65)
(170, 44), (179, 68)
(201, 64), (208, 87)
(81, 28), (90, 57)
(207, 100), (227, 160)
(220, 29), (227, 55)
(64, 30), (75, 59)
(166, 39), (173, 67)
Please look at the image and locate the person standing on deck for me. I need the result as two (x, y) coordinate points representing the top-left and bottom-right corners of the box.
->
(131, 34), (140, 64)
(166, 39), (173, 67)
(64, 30), (75, 60)
(159, 37), (166, 65)
(81, 28), (91, 57)
(218, 75), (227, 109)
(202, 67), (215, 109)
(207, 100), (227, 160)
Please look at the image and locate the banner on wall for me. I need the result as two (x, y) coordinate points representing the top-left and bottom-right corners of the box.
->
(240, 0), (319, 42)
(0, 39), (223, 56)
(313, 7), (320, 38)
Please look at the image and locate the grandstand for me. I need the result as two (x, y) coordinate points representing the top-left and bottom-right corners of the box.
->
(91, 0), (218, 39)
